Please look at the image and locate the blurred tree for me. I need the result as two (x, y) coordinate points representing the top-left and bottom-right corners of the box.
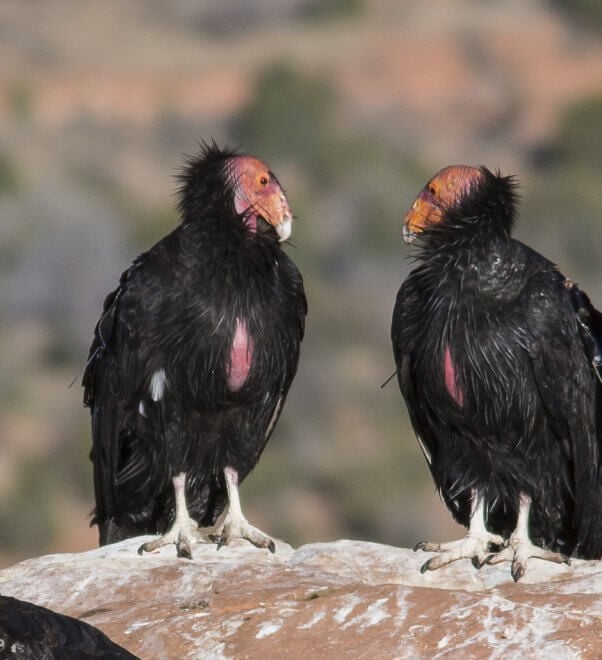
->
(0, 458), (57, 554)
(230, 63), (338, 183)
(523, 94), (602, 285)
(551, 0), (602, 31)
(0, 154), (19, 195)
(7, 82), (33, 124)
(230, 62), (423, 260)
(555, 95), (602, 170)
(299, 0), (364, 22)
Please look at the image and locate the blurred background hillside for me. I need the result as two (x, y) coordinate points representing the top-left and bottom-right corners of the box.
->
(1, 0), (601, 568)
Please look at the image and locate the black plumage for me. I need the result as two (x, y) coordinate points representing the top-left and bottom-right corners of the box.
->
(391, 165), (602, 580)
(0, 596), (137, 659)
(83, 143), (306, 556)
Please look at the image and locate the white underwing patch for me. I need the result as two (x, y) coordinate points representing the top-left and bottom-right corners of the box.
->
(416, 434), (432, 465)
(265, 396), (283, 439)
(149, 368), (167, 402)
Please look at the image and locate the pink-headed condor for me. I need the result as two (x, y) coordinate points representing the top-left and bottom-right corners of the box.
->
(83, 143), (306, 558)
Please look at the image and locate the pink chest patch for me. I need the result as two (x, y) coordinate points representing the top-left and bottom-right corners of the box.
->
(227, 318), (254, 391)
(444, 344), (464, 406)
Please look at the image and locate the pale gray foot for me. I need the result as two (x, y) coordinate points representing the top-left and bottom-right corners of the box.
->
(487, 494), (571, 582)
(486, 494), (570, 581)
(415, 491), (503, 573)
(138, 472), (212, 559)
(415, 530), (504, 573)
(213, 467), (275, 553)
(486, 537), (570, 582)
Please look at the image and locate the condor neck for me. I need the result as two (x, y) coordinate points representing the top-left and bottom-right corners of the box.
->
(415, 217), (512, 265)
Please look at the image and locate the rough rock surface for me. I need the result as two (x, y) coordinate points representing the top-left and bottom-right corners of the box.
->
(0, 537), (601, 658)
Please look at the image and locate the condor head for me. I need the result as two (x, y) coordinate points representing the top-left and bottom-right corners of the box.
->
(403, 165), (484, 243)
(228, 156), (293, 242)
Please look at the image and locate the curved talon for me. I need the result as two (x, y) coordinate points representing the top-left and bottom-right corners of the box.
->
(486, 536), (570, 580)
(177, 541), (192, 560)
(138, 539), (164, 555)
(267, 539), (276, 553)
(511, 563), (525, 583)
(472, 554), (493, 569)
(420, 559), (432, 574)
(413, 541), (428, 552)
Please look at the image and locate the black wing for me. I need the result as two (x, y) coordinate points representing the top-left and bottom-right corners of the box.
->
(568, 280), (602, 383)
(391, 270), (444, 489)
(525, 273), (602, 558)
(0, 596), (137, 659)
(82, 232), (201, 542)
(82, 258), (154, 543)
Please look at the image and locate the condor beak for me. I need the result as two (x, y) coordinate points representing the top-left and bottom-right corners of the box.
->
(402, 223), (416, 244)
(403, 192), (441, 244)
(274, 213), (292, 242)
(262, 195), (293, 242)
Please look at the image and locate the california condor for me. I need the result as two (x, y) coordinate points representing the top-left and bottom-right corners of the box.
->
(391, 165), (602, 580)
(0, 595), (137, 658)
(83, 143), (306, 558)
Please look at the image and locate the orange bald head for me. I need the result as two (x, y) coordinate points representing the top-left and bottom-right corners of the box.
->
(228, 156), (293, 241)
(403, 165), (484, 243)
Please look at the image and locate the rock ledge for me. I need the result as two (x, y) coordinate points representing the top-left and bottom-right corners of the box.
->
(1, 537), (601, 658)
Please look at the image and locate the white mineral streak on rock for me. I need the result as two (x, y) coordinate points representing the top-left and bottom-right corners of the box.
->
(124, 621), (156, 635)
(256, 620), (283, 638)
(342, 597), (390, 631)
(297, 610), (326, 629)
(333, 594), (363, 623)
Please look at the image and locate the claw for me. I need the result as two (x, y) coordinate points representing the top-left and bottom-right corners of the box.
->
(511, 562), (525, 583)
(472, 554), (491, 570)
(484, 496), (571, 581)
(413, 529), (505, 574)
(487, 540), (571, 580)
(176, 538), (193, 560)
(216, 467), (277, 553)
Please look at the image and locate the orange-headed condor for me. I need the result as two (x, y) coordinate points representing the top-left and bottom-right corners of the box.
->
(83, 143), (306, 558)
(392, 165), (602, 581)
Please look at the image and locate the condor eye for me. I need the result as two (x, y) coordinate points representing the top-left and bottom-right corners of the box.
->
(260, 176), (268, 186)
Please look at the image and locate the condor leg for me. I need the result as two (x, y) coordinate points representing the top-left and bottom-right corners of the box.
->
(214, 466), (276, 553)
(486, 494), (570, 581)
(138, 472), (209, 559)
(415, 490), (504, 573)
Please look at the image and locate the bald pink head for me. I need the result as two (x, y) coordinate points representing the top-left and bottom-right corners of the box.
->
(227, 156), (293, 241)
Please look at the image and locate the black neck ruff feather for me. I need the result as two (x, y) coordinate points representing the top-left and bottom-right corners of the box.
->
(175, 141), (239, 225)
